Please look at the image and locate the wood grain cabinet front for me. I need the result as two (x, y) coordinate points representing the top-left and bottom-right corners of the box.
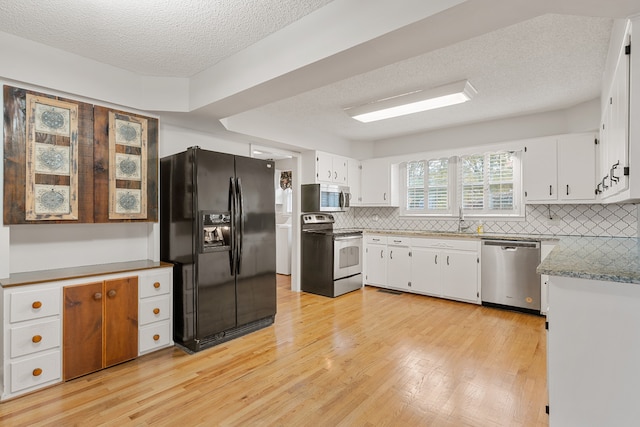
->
(63, 276), (138, 380)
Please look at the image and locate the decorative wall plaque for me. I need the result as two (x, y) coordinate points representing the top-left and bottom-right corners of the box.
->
(25, 94), (79, 220)
(108, 111), (148, 219)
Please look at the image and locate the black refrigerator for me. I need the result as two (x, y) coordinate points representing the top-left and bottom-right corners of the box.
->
(160, 147), (276, 352)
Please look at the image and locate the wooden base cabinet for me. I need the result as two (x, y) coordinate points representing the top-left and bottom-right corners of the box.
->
(63, 277), (138, 380)
(1, 262), (173, 401)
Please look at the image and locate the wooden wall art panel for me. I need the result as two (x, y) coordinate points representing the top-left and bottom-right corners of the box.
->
(3, 85), (158, 224)
(3, 85), (94, 224)
(93, 106), (158, 223)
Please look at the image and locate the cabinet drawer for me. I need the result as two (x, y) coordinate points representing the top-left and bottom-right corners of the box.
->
(10, 351), (61, 394)
(139, 296), (171, 326)
(10, 319), (61, 358)
(139, 270), (171, 299)
(365, 235), (387, 245)
(411, 238), (479, 251)
(11, 288), (60, 323)
(387, 236), (410, 246)
(139, 321), (172, 354)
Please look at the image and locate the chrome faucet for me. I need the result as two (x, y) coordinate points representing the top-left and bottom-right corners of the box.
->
(458, 206), (471, 233)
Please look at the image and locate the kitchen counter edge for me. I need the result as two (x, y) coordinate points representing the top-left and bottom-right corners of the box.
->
(0, 260), (174, 288)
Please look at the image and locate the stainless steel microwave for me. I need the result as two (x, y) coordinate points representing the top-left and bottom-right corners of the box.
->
(301, 184), (351, 212)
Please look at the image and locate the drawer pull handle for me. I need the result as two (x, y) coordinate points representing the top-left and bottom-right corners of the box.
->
(32, 368), (43, 377)
(107, 289), (117, 298)
(153, 282), (161, 289)
(153, 308), (160, 315)
(32, 301), (42, 309)
(153, 334), (160, 341)
(32, 335), (42, 343)
(94, 292), (102, 300)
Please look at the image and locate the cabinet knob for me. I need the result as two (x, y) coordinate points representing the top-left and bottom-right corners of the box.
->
(32, 335), (42, 343)
(153, 308), (160, 315)
(107, 289), (117, 298)
(32, 368), (43, 377)
(32, 301), (42, 309)
(153, 334), (160, 341)
(153, 282), (161, 289)
(94, 292), (103, 300)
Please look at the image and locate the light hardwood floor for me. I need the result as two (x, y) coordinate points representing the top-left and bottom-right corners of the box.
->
(1, 276), (548, 426)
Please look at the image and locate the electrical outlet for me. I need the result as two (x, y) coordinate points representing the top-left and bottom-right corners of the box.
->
(372, 214), (379, 222)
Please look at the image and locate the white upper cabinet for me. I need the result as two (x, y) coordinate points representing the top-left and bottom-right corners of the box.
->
(599, 19), (631, 201)
(523, 137), (557, 202)
(558, 133), (598, 201)
(347, 159), (362, 206)
(302, 151), (348, 185)
(523, 133), (597, 204)
(360, 158), (399, 206)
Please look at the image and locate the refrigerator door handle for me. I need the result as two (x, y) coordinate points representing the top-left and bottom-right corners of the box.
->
(236, 177), (244, 275)
(229, 177), (236, 275)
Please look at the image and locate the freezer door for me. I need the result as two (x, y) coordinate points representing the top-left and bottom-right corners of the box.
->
(194, 149), (237, 339)
(234, 156), (277, 326)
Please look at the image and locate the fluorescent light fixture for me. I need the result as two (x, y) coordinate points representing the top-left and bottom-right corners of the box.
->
(346, 80), (477, 123)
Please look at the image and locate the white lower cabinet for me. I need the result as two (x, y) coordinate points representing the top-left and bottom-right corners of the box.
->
(364, 235), (388, 286)
(1, 263), (173, 401)
(410, 238), (480, 304)
(386, 237), (411, 291)
(364, 234), (480, 304)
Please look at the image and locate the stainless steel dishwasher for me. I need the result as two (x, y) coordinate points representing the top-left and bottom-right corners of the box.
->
(481, 239), (541, 314)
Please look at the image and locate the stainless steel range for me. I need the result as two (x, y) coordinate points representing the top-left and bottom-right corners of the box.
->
(301, 213), (362, 297)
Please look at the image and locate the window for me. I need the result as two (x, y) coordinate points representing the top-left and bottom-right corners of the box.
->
(459, 151), (520, 216)
(401, 150), (522, 218)
(402, 158), (450, 214)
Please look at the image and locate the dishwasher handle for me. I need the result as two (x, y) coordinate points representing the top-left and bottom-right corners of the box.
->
(482, 240), (540, 249)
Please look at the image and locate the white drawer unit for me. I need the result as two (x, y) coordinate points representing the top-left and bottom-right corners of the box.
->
(139, 320), (172, 354)
(139, 270), (171, 299)
(10, 318), (61, 358)
(139, 296), (171, 325)
(138, 268), (173, 356)
(10, 351), (61, 394)
(10, 288), (60, 323)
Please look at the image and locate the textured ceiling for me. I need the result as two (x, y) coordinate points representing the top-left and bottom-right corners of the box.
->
(249, 13), (613, 141)
(0, 0), (636, 147)
(0, 0), (334, 77)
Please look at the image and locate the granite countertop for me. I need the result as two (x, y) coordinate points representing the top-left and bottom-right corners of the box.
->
(537, 236), (640, 284)
(360, 229), (559, 242)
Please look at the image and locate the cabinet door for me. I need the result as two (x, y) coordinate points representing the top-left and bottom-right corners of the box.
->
(316, 152), (334, 183)
(63, 282), (104, 380)
(441, 251), (479, 302)
(523, 138), (558, 202)
(387, 246), (411, 290)
(365, 244), (387, 286)
(333, 156), (348, 185)
(361, 158), (390, 205)
(557, 133), (596, 201)
(104, 276), (138, 368)
(347, 159), (362, 205)
(410, 247), (441, 296)
(604, 48), (630, 199)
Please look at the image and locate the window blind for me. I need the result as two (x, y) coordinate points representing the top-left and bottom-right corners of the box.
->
(427, 159), (448, 210)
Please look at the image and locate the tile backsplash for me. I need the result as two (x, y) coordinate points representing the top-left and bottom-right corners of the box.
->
(334, 204), (638, 237)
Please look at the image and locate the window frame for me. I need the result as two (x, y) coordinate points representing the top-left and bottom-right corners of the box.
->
(400, 157), (455, 217)
(399, 150), (524, 219)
